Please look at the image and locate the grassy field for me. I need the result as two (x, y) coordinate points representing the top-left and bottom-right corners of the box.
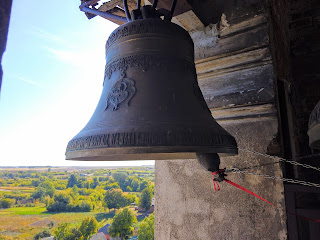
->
(0, 207), (118, 240)
(0, 187), (35, 193)
(0, 207), (144, 240)
(0, 207), (47, 215)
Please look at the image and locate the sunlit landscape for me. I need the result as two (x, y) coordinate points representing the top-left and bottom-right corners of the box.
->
(0, 166), (154, 239)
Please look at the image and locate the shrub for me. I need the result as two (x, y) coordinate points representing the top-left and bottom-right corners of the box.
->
(108, 208), (137, 239)
(33, 229), (51, 240)
(47, 193), (92, 212)
(47, 193), (70, 212)
(138, 213), (154, 240)
(0, 198), (14, 208)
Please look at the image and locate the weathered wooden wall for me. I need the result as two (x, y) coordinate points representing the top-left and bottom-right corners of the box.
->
(196, 16), (273, 109)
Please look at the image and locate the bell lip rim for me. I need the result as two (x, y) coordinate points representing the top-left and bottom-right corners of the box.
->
(65, 145), (238, 161)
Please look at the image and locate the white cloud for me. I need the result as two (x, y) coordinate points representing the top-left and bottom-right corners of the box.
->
(15, 75), (38, 86)
(5, 73), (39, 86)
(44, 47), (85, 67)
(26, 27), (67, 45)
(43, 43), (106, 70)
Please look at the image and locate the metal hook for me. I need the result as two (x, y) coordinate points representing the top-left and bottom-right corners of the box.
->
(123, 0), (132, 21)
(170, 0), (177, 16)
(152, 0), (158, 9)
(137, 0), (141, 10)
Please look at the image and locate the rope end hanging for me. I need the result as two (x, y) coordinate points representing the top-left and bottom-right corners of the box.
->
(212, 173), (220, 191)
(207, 161), (320, 223)
(212, 169), (226, 191)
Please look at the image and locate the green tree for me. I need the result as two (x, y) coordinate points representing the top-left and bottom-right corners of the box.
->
(67, 174), (78, 188)
(32, 181), (55, 200)
(90, 177), (99, 189)
(54, 223), (82, 240)
(112, 172), (128, 190)
(139, 180), (149, 192)
(104, 189), (129, 211)
(31, 187), (46, 200)
(33, 229), (51, 240)
(125, 193), (137, 205)
(138, 213), (154, 240)
(131, 178), (140, 192)
(70, 227), (82, 240)
(72, 185), (79, 195)
(0, 198), (14, 208)
(54, 223), (69, 240)
(124, 176), (133, 189)
(108, 208), (137, 240)
(43, 195), (52, 207)
(139, 188), (152, 211)
(105, 182), (120, 190)
(79, 217), (98, 240)
(47, 193), (70, 212)
(70, 185), (79, 200)
(41, 181), (55, 196)
(31, 179), (40, 187)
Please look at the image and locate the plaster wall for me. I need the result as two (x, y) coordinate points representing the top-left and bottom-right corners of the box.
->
(155, 116), (287, 240)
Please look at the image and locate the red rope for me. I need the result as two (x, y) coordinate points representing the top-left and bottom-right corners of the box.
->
(212, 170), (225, 191)
(224, 179), (277, 207)
(212, 170), (320, 223)
(212, 172), (220, 191)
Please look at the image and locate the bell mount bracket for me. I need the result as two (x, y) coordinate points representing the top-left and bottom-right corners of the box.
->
(79, 0), (178, 23)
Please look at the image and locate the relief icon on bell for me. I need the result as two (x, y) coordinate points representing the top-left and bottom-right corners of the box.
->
(66, 1), (238, 161)
(105, 77), (136, 111)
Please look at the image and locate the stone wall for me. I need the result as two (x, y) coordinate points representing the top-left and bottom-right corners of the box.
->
(155, 3), (288, 239)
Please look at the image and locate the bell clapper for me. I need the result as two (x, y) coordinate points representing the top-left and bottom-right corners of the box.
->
(197, 153), (221, 172)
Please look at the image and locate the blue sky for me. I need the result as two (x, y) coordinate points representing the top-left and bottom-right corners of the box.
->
(0, 0), (154, 167)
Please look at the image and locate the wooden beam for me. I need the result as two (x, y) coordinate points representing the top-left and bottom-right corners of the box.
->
(156, 0), (192, 16)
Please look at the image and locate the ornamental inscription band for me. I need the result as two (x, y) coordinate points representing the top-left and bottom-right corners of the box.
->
(66, 132), (237, 152)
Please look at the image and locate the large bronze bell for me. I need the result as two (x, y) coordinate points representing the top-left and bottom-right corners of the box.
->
(66, 2), (238, 162)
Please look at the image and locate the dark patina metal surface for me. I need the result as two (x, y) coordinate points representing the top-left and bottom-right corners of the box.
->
(66, 7), (238, 161)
